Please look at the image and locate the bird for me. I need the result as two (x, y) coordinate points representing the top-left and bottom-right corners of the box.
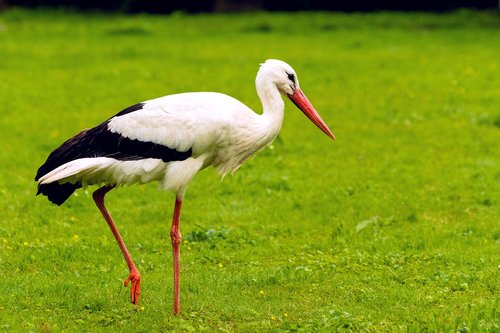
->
(35, 59), (336, 315)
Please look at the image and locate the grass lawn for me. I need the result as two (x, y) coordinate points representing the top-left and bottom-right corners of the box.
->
(0, 8), (499, 332)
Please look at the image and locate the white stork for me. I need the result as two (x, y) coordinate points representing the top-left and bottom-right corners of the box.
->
(35, 59), (336, 315)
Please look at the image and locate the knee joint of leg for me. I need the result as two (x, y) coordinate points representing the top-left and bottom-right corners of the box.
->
(92, 191), (102, 201)
(170, 230), (182, 244)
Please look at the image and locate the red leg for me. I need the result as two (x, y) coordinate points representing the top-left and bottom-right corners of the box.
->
(93, 185), (141, 307)
(170, 196), (183, 315)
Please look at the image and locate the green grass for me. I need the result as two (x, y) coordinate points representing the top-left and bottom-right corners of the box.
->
(1, 8), (499, 332)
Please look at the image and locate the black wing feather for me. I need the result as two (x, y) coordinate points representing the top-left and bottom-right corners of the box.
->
(35, 102), (193, 205)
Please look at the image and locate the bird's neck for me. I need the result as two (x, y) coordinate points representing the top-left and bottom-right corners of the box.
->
(256, 81), (285, 144)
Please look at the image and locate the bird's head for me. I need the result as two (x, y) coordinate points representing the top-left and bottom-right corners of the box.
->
(258, 59), (299, 95)
(257, 59), (336, 140)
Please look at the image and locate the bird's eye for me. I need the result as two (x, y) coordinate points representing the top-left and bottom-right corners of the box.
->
(287, 73), (295, 84)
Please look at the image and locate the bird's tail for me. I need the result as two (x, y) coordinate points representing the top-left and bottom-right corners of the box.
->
(36, 182), (81, 206)
(36, 157), (114, 205)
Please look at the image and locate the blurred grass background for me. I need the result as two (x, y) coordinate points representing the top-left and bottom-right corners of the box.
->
(0, 8), (499, 332)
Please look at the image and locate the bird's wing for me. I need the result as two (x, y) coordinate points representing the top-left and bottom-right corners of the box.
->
(34, 100), (199, 182)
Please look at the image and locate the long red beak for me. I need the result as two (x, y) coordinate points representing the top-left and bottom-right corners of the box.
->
(288, 88), (336, 140)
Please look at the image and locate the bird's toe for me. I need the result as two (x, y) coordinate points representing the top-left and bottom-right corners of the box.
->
(124, 269), (141, 305)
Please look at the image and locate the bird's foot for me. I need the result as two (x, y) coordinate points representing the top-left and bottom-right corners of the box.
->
(124, 268), (141, 307)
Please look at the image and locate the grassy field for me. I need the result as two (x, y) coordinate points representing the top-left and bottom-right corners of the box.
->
(0, 8), (499, 332)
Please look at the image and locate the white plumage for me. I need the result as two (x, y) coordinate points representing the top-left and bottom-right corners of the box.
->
(39, 91), (281, 194)
(35, 59), (336, 315)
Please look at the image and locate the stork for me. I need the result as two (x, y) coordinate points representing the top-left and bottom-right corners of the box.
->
(35, 59), (336, 315)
